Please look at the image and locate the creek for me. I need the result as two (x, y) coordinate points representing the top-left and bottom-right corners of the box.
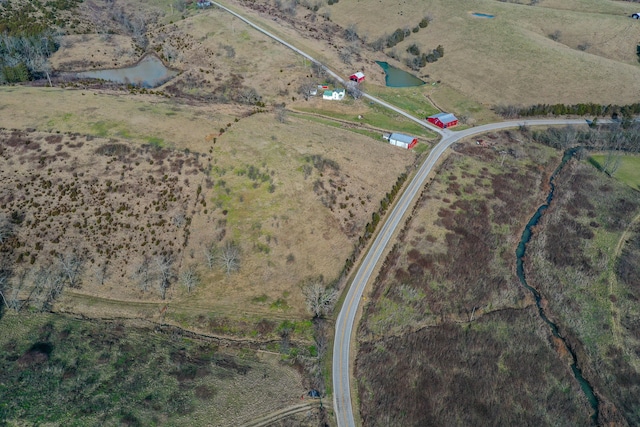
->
(76, 55), (178, 88)
(375, 61), (425, 88)
(515, 148), (599, 424)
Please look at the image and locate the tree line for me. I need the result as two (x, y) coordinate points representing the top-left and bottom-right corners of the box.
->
(495, 102), (640, 121)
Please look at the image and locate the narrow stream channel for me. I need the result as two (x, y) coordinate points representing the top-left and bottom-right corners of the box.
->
(515, 148), (599, 424)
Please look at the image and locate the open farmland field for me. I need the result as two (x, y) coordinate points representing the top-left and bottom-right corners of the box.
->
(356, 128), (640, 425)
(309, 0), (640, 109)
(0, 312), (317, 427)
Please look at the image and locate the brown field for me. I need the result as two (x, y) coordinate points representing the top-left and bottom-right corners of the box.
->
(355, 130), (610, 425)
(360, 131), (559, 337)
(0, 98), (416, 329)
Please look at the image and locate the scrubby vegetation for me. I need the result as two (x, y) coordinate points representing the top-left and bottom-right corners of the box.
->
(357, 127), (640, 426)
(0, 312), (308, 426)
(0, 129), (214, 307)
(526, 146), (640, 425)
(0, 0), (83, 36)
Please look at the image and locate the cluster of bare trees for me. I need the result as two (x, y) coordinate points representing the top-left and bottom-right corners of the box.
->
(303, 280), (338, 318)
(203, 241), (242, 275)
(530, 123), (640, 177)
(132, 254), (180, 299)
(107, 4), (149, 49)
(0, 253), (85, 313)
(0, 32), (58, 84)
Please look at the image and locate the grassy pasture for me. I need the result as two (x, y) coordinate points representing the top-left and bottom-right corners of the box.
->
(293, 97), (437, 138)
(590, 154), (640, 190)
(325, 0), (640, 107)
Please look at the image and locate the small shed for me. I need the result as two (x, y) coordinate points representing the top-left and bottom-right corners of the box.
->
(349, 72), (365, 83)
(388, 133), (418, 149)
(427, 112), (458, 129)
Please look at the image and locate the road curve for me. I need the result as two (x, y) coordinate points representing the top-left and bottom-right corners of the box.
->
(332, 118), (592, 427)
(195, 3), (597, 426)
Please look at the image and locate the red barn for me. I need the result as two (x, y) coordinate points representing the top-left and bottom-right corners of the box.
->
(349, 72), (365, 83)
(427, 112), (458, 129)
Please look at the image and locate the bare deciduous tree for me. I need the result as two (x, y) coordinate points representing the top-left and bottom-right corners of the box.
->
(303, 282), (338, 318)
(237, 87), (261, 105)
(203, 243), (217, 270)
(344, 24), (359, 42)
(0, 216), (13, 244)
(275, 105), (288, 123)
(346, 81), (362, 100)
(338, 49), (352, 65)
(133, 256), (152, 291)
(30, 265), (65, 311)
(130, 14), (148, 49)
(155, 255), (174, 299)
(58, 253), (84, 288)
(0, 268), (10, 310)
(218, 241), (241, 275)
(298, 81), (317, 101)
(94, 262), (110, 286)
(311, 61), (326, 78)
(179, 266), (199, 293)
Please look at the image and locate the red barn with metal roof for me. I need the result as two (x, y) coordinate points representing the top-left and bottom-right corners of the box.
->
(427, 112), (458, 129)
(349, 72), (365, 83)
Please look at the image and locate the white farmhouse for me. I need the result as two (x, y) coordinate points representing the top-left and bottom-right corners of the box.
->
(322, 89), (345, 100)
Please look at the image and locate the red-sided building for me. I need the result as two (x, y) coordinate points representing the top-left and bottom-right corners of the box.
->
(387, 133), (418, 149)
(427, 112), (458, 129)
(349, 72), (365, 83)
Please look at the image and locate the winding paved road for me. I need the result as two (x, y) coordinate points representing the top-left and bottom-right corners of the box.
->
(332, 118), (591, 427)
(205, 3), (597, 426)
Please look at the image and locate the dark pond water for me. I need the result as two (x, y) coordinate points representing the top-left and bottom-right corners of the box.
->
(76, 55), (179, 88)
(516, 148), (599, 425)
(375, 61), (425, 88)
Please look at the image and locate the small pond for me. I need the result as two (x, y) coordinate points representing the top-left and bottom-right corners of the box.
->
(472, 12), (495, 18)
(76, 55), (179, 88)
(375, 61), (425, 88)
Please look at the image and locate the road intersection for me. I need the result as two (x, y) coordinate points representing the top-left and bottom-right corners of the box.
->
(207, 3), (594, 425)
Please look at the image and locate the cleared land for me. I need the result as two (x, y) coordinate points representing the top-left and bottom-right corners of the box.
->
(0, 108), (416, 327)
